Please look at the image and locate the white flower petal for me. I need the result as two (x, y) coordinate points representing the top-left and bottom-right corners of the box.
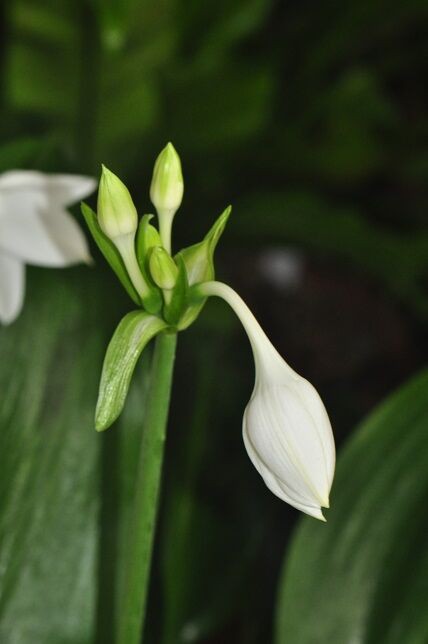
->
(0, 171), (96, 207)
(0, 194), (90, 266)
(243, 416), (325, 520)
(0, 254), (25, 324)
(45, 174), (97, 207)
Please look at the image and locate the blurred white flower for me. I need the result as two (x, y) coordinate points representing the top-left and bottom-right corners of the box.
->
(199, 281), (335, 520)
(0, 171), (96, 324)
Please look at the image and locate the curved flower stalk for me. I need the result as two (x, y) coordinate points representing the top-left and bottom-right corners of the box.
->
(0, 170), (96, 324)
(197, 281), (335, 521)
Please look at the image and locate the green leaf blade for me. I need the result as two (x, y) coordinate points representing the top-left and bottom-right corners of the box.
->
(275, 369), (428, 644)
(96, 311), (167, 431)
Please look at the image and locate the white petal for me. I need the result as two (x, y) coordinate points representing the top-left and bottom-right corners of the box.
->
(291, 377), (336, 488)
(0, 171), (96, 206)
(45, 174), (97, 207)
(243, 419), (325, 520)
(0, 253), (25, 324)
(36, 208), (91, 266)
(0, 192), (90, 266)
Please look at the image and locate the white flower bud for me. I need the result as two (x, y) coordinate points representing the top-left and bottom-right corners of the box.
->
(198, 281), (335, 521)
(97, 165), (138, 240)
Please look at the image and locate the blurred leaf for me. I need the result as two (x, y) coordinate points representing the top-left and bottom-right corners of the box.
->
(0, 268), (106, 643)
(275, 368), (428, 644)
(0, 267), (157, 644)
(0, 137), (49, 172)
(5, 0), (175, 168)
(278, 69), (398, 183)
(169, 64), (274, 151)
(159, 343), (261, 644)
(177, 0), (273, 68)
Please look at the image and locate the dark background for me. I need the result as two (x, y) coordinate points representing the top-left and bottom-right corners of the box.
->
(0, 1), (427, 642)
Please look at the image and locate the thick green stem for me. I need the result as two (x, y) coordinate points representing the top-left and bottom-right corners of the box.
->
(117, 332), (177, 644)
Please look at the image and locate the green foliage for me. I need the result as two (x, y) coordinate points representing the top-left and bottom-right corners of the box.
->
(275, 368), (428, 644)
(96, 310), (167, 431)
(0, 269), (103, 643)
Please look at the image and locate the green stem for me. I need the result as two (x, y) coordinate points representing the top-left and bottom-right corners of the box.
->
(117, 332), (177, 644)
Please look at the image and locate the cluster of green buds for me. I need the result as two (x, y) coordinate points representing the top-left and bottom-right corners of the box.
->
(83, 143), (336, 520)
(82, 144), (230, 429)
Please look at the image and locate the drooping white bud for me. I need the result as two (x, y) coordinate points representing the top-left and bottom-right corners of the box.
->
(198, 281), (335, 520)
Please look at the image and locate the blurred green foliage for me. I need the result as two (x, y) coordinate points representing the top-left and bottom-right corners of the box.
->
(276, 368), (428, 644)
(0, 0), (427, 642)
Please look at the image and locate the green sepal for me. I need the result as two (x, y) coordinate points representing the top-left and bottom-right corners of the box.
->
(163, 255), (189, 326)
(95, 311), (168, 431)
(81, 202), (141, 306)
(175, 206), (231, 329)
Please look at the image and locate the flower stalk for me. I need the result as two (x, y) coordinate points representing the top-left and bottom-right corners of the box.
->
(117, 332), (177, 644)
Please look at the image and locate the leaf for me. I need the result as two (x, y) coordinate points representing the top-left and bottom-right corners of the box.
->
(0, 137), (47, 172)
(0, 268), (107, 644)
(160, 340), (261, 644)
(95, 310), (167, 431)
(5, 0), (174, 168)
(81, 202), (142, 307)
(275, 368), (428, 644)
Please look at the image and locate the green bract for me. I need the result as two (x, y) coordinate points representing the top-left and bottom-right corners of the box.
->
(82, 147), (231, 430)
(95, 311), (168, 431)
(175, 205), (231, 329)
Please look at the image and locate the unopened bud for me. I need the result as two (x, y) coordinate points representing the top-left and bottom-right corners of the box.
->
(97, 165), (138, 240)
(150, 143), (183, 216)
(149, 246), (179, 290)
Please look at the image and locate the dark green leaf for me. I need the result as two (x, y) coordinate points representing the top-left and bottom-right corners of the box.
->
(275, 368), (428, 644)
(0, 269), (105, 644)
(96, 310), (167, 431)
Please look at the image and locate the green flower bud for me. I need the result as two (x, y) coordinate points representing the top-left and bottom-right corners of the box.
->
(150, 143), (184, 215)
(149, 246), (179, 290)
(97, 165), (138, 240)
(150, 143), (183, 253)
